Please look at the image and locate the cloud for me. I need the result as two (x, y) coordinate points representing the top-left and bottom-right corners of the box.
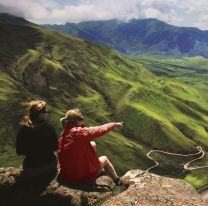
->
(0, 0), (57, 19)
(179, 0), (208, 13)
(194, 15), (208, 30)
(0, 4), (23, 17)
(0, 0), (207, 29)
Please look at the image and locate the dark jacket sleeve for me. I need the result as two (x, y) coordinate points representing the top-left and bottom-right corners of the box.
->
(47, 124), (58, 151)
(16, 127), (26, 155)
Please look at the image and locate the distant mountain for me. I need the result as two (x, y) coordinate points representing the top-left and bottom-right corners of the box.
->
(44, 18), (208, 57)
(1, 13), (208, 188)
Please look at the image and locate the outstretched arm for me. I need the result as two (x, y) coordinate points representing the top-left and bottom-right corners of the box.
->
(72, 122), (123, 141)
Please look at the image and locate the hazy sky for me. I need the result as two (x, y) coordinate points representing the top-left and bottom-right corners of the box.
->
(0, 0), (208, 30)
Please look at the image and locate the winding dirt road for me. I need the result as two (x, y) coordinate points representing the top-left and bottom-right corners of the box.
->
(146, 146), (208, 172)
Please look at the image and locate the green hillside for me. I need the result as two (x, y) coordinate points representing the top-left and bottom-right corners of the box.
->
(1, 14), (208, 189)
(132, 55), (208, 188)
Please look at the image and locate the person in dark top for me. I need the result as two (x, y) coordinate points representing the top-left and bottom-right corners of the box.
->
(16, 100), (58, 176)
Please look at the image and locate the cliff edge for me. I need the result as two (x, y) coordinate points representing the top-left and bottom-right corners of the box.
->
(0, 167), (207, 206)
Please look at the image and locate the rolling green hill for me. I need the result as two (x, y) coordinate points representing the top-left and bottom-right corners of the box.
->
(1, 13), (208, 189)
(132, 55), (208, 188)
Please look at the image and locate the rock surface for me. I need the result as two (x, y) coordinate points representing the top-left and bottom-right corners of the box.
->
(0, 167), (207, 206)
(103, 170), (207, 206)
(0, 167), (118, 206)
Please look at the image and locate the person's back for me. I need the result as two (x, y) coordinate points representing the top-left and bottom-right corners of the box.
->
(58, 122), (103, 183)
(17, 122), (57, 168)
(16, 100), (58, 176)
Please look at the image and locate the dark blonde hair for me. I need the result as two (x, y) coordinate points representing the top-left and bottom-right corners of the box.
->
(20, 100), (47, 127)
(60, 109), (83, 128)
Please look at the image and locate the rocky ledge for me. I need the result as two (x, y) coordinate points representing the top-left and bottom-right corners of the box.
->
(0, 168), (207, 206)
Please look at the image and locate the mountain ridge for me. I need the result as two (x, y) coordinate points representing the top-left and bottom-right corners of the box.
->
(44, 18), (208, 57)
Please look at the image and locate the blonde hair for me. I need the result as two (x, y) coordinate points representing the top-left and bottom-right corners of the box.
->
(20, 100), (47, 127)
(60, 109), (83, 128)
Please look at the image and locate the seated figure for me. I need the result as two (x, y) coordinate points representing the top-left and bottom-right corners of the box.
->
(16, 100), (58, 176)
(58, 109), (123, 185)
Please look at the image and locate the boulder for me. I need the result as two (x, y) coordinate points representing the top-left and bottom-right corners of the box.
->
(103, 170), (206, 206)
(0, 167), (120, 206)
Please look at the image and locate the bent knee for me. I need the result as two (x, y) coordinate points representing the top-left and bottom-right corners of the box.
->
(90, 141), (96, 147)
(100, 156), (109, 164)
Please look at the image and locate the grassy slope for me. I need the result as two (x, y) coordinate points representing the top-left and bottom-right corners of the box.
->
(0, 19), (155, 172)
(1, 16), (208, 188)
(132, 55), (208, 189)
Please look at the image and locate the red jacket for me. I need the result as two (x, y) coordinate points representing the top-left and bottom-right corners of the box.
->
(58, 122), (116, 183)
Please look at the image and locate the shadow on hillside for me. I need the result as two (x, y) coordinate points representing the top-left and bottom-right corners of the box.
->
(0, 22), (44, 74)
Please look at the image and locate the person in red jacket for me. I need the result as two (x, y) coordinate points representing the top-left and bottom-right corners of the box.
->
(58, 109), (123, 185)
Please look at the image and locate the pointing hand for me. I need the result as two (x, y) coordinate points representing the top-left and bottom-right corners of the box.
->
(114, 122), (123, 128)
